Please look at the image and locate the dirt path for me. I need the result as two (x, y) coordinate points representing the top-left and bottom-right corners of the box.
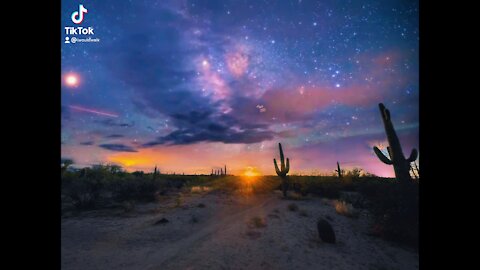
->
(61, 191), (418, 270)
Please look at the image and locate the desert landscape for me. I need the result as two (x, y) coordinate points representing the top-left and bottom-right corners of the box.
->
(61, 1), (420, 269)
(61, 103), (419, 270)
(61, 177), (418, 270)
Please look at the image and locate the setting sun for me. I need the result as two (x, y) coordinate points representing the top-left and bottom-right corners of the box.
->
(242, 166), (261, 177)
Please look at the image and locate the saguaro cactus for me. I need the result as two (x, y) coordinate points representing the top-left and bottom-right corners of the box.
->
(153, 165), (158, 180)
(373, 103), (418, 182)
(224, 165), (227, 176)
(274, 143), (290, 197)
(335, 161), (343, 178)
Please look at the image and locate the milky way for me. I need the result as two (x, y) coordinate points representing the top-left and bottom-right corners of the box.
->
(61, 0), (419, 176)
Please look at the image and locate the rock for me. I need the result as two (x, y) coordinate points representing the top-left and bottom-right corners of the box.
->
(317, 218), (336, 243)
(154, 218), (169, 225)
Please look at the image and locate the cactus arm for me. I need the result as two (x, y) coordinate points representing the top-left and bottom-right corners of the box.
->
(373, 146), (393, 165)
(285, 158), (290, 174)
(274, 159), (281, 175)
(407, 149), (418, 162)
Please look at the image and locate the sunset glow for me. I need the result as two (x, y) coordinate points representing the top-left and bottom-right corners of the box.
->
(242, 167), (261, 177)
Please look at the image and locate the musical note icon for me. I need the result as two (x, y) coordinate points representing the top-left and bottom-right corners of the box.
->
(71, 4), (88, 24)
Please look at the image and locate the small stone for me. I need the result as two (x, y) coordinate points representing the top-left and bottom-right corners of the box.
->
(317, 218), (336, 243)
(154, 218), (169, 225)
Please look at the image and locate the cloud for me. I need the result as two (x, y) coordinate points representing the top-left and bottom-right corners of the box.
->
(105, 134), (124, 138)
(95, 119), (135, 128)
(79, 141), (94, 145)
(99, 144), (138, 152)
(142, 112), (275, 146)
(95, 12), (278, 146)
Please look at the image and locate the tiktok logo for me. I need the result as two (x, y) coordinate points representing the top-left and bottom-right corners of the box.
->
(65, 4), (101, 44)
(71, 4), (88, 24)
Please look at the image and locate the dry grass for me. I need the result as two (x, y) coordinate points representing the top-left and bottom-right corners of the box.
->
(248, 216), (267, 228)
(334, 200), (359, 218)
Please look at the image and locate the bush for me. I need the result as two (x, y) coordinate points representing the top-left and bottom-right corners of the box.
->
(112, 176), (163, 202)
(249, 216), (267, 228)
(361, 181), (419, 248)
(62, 176), (103, 210)
(287, 203), (299, 211)
(334, 200), (359, 218)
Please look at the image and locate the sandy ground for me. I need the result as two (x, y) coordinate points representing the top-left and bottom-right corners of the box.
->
(61, 189), (418, 270)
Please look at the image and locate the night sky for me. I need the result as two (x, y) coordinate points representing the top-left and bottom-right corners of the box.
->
(61, 0), (419, 176)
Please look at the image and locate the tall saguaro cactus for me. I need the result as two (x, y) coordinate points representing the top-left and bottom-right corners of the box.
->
(274, 143), (290, 197)
(224, 165), (227, 176)
(335, 161), (343, 178)
(373, 103), (418, 182)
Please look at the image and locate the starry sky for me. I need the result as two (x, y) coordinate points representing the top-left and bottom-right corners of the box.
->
(61, 0), (419, 177)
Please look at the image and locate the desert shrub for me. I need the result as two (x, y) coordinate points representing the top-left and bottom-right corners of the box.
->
(190, 215), (199, 223)
(345, 168), (363, 178)
(61, 164), (115, 210)
(209, 176), (240, 193)
(334, 200), (359, 218)
(287, 203), (299, 211)
(304, 179), (343, 198)
(361, 181), (419, 248)
(132, 171), (144, 177)
(175, 194), (183, 207)
(249, 216), (267, 228)
(62, 176), (104, 210)
(61, 164), (168, 211)
(109, 175), (162, 202)
(135, 177), (161, 202)
(122, 200), (135, 212)
(299, 210), (309, 217)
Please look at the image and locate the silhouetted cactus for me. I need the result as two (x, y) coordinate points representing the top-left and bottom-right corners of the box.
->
(373, 103), (418, 182)
(274, 143), (290, 197)
(153, 165), (158, 180)
(335, 161), (343, 178)
(224, 165), (227, 176)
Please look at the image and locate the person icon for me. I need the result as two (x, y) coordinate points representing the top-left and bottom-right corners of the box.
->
(65, 37), (70, 44)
